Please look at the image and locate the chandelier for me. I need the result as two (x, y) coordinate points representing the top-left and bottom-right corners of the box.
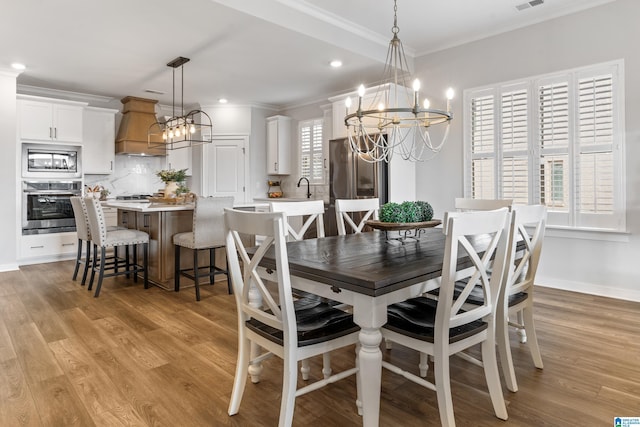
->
(148, 56), (213, 151)
(344, 0), (454, 163)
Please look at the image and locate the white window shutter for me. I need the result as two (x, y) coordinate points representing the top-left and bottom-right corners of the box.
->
(469, 93), (496, 198)
(501, 88), (529, 203)
(299, 119), (324, 185)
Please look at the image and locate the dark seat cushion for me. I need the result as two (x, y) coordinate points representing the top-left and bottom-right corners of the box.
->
(384, 297), (487, 343)
(246, 298), (359, 347)
(428, 280), (528, 307)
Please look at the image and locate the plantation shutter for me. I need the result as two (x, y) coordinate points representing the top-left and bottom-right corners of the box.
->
(469, 93), (496, 199)
(500, 87), (529, 204)
(299, 119), (324, 185)
(463, 60), (624, 231)
(538, 80), (570, 213)
(577, 74), (614, 214)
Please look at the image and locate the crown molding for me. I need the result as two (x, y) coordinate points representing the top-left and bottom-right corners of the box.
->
(17, 84), (114, 104)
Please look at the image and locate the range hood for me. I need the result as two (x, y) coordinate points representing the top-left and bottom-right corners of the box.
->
(115, 96), (166, 156)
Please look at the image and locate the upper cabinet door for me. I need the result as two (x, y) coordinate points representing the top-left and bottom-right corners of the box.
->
(18, 98), (84, 143)
(83, 107), (116, 174)
(53, 104), (83, 142)
(18, 101), (53, 140)
(266, 115), (291, 175)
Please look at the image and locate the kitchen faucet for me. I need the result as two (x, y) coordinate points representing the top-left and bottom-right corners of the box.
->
(297, 176), (311, 199)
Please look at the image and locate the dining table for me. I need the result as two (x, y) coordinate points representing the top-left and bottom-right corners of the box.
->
(255, 227), (499, 427)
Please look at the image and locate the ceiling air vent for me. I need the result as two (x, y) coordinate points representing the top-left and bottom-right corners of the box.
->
(516, 0), (544, 11)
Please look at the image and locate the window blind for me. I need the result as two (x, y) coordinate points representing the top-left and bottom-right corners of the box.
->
(463, 60), (624, 231)
(299, 119), (324, 184)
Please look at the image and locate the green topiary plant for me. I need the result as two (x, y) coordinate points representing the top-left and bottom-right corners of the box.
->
(400, 201), (420, 223)
(415, 200), (434, 221)
(380, 202), (403, 223)
(379, 201), (434, 223)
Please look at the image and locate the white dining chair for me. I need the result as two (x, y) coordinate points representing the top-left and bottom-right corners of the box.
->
(269, 200), (325, 241)
(224, 209), (360, 427)
(454, 197), (513, 212)
(269, 199), (332, 380)
(381, 209), (511, 426)
(496, 204), (547, 392)
(335, 198), (379, 235)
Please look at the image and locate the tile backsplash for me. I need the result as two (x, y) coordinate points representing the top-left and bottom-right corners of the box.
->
(84, 154), (166, 197)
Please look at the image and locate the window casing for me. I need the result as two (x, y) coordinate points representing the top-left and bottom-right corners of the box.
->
(464, 60), (625, 231)
(299, 118), (324, 185)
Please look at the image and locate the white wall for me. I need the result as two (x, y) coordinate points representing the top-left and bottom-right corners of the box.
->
(413, 0), (640, 301)
(0, 69), (20, 271)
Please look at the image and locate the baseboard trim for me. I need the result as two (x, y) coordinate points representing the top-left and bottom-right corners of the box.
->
(536, 275), (640, 303)
(0, 263), (20, 273)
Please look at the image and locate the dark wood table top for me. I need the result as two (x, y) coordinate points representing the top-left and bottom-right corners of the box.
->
(260, 228), (496, 297)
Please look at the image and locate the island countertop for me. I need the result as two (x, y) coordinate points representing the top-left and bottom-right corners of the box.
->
(103, 201), (267, 212)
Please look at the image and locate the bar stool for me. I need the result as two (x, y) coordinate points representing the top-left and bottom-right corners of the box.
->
(70, 197), (127, 286)
(173, 196), (234, 301)
(70, 196), (93, 286)
(84, 197), (149, 297)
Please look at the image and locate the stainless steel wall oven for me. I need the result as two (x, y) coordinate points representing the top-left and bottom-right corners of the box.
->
(22, 181), (82, 235)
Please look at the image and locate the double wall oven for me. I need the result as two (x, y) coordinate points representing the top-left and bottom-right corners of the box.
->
(21, 143), (83, 235)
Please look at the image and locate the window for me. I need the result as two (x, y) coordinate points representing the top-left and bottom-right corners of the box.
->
(464, 60), (625, 231)
(299, 118), (324, 184)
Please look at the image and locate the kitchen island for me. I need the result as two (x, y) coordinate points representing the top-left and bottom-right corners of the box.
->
(104, 201), (265, 290)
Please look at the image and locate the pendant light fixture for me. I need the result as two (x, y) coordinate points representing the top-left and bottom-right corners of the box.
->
(344, 0), (454, 163)
(148, 56), (213, 151)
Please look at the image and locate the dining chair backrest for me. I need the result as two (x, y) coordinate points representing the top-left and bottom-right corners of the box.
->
(84, 197), (108, 247)
(70, 196), (90, 241)
(269, 200), (325, 241)
(224, 208), (295, 348)
(455, 198), (513, 212)
(502, 204), (547, 298)
(334, 198), (379, 235)
(439, 209), (511, 334)
(192, 196), (235, 248)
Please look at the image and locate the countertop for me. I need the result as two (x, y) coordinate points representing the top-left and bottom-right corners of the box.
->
(103, 201), (268, 212)
(253, 197), (325, 202)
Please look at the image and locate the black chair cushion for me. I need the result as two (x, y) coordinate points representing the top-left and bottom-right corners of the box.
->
(384, 297), (487, 343)
(246, 298), (359, 347)
(428, 280), (528, 307)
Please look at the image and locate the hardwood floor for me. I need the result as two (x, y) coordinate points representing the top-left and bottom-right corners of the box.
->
(1, 260), (638, 426)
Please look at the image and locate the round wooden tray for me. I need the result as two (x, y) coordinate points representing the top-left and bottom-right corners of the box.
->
(365, 219), (442, 231)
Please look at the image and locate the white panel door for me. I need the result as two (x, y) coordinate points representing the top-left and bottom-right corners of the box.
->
(203, 136), (247, 203)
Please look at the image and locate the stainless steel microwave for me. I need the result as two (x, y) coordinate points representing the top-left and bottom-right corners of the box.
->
(21, 143), (82, 179)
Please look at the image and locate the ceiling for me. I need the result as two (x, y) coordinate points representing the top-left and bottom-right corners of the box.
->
(0, 0), (615, 110)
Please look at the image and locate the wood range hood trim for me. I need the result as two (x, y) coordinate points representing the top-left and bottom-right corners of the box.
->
(115, 96), (167, 156)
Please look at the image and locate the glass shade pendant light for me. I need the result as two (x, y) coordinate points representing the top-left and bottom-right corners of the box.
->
(148, 56), (213, 151)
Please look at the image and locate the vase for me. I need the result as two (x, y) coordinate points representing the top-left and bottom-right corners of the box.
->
(164, 181), (179, 198)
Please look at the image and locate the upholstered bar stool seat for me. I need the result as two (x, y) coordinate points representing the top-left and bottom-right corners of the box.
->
(174, 196), (234, 301)
(84, 197), (149, 297)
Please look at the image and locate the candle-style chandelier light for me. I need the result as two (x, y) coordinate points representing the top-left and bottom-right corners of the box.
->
(344, 0), (454, 163)
(148, 56), (213, 151)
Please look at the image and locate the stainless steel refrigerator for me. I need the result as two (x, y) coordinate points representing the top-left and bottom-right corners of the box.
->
(326, 137), (388, 235)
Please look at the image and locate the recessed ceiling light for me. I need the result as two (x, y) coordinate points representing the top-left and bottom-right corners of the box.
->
(218, 98), (228, 104)
(11, 63), (26, 70)
(330, 60), (343, 68)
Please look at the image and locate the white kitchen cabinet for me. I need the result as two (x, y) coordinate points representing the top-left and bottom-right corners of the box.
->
(266, 115), (291, 175)
(167, 146), (192, 176)
(18, 97), (85, 143)
(20, 232), (78, 261)
(83, 107), (117, 174)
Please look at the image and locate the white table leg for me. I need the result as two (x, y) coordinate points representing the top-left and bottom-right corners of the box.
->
(353, 294), (387, 427)
(358, 327), (382, 426)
